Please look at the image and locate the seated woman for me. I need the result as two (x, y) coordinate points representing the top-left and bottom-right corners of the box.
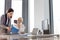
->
(10, 17), (25, 34)
(17, 17), (25, 34)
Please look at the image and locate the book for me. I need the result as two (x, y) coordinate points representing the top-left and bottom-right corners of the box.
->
(11, 25), (19, 34)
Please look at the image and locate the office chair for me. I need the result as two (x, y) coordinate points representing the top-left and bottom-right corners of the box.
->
(31, 28), (39, 35)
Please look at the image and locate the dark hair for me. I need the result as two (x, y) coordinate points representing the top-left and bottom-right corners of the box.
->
(7, 8), (14, 13)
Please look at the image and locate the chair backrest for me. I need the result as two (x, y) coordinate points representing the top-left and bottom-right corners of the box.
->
(32, 28), (39, 35)
(42, 19), (48, 30)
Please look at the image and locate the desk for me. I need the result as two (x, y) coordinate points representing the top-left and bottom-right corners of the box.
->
(0, 34), (59, 40)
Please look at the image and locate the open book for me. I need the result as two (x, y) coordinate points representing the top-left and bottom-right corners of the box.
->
(10, 25), (19, 34)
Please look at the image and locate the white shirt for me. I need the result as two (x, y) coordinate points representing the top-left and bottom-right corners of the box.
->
(19, 24), (25, 33)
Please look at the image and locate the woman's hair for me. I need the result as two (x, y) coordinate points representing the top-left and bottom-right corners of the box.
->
(18, 17), (23, 22)
(7, 8), (14, 13)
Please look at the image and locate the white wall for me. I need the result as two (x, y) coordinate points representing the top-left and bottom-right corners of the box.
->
(11, 0), (22, 24)
(0, 0), (5, 24)
(44, 0), (49, 24)
(34, 0), (49, 31)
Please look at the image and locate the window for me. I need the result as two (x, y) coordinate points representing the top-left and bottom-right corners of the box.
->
(0, 0), (5, 17)
(53, 0), (60, 34)
(11, 0), (22, 24)
(28, 0), (34, 32)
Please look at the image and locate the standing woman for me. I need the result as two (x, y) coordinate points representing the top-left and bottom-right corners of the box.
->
(0, 8), (14, 34)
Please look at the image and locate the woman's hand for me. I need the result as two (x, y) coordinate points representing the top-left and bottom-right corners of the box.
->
(6, 27), (11, 32)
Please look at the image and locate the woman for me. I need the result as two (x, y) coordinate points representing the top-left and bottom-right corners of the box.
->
(17, 17), (25, 34)
(11, 17), (25, 34)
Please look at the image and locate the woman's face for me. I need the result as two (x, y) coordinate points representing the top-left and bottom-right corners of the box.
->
(7, 12), (13, 18)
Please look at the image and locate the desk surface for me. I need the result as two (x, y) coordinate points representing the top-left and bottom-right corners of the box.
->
(0, 34), (59, 40)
